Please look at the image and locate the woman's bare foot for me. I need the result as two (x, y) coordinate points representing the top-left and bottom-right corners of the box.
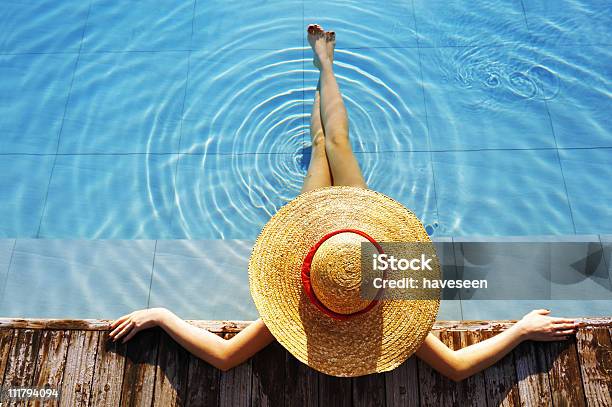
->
(307, 24), (333, 70)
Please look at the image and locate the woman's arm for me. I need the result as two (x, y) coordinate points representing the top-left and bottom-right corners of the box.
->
(109, 308), (275, 371)
(415, 309), (580, 382)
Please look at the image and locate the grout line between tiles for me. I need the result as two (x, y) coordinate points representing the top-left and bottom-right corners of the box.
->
(411, 0), (440, 226)
(0, 239), (18, 310)
(169, 0), (198, 235)
(302, 1), (306, 150)
(2, 43), (612, 56)
(3, 145), (612, 158)
(543, 96), (577, 235)
(519, 0), (530, 31)
(35, 0), (93, 238)
(599, 235), (612, 289)
(146, 240), (158, 308)
(519, 0), (577, 235)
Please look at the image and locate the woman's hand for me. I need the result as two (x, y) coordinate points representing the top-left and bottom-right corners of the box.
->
(109, 307), (171, 343)
(515, 309), (580, 341)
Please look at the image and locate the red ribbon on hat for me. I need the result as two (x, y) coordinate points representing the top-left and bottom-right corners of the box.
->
(301, 228), (385, 320)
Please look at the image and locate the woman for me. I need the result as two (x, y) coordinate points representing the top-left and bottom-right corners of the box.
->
(110, 25), (579, 381)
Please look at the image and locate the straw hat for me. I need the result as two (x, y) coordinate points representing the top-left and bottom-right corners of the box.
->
(248, 186), (440, 377)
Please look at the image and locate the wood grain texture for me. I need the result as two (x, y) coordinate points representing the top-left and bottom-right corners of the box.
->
(2, 317), (610, 331)
(285, 351), (318, 407)
(219, 359), (252, 407)
(543, 336), (586, 407)
(417, 330), (453, 407)
(251, 341), (286, 407)
(319, 373), (352, 407)
(576, 328), (612, 407)
(352, 372), (386, 407)
(0, 320), (610, 407)
(60, 330), (99, 406)
(514, 340), (553, 406)
(120, 329), (160, 407)
(480, 330), (521, 407)
(185, 354), (220, 407)
(90, 331), (127, 407)
(2, 329), (41, 388)
(456, 330), (487, 407)
(384, 357), (419, 407)
(153, 332), (190, 407)
(31, 330), (71, 407)
(0, 328), (14, 383)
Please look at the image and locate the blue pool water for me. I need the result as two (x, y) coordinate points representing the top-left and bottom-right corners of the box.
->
(0, 0), (610, 240)
(0, 1), (610, 320)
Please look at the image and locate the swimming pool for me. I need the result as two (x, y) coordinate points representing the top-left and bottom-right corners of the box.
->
(0, 0), (610, 319)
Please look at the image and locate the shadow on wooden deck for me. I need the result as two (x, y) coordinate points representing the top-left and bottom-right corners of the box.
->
(0, 318), (610, 406)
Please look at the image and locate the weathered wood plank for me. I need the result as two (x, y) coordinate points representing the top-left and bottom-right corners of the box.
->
(456, 330), (487, 407)
(31, 330), (71, 407)
(319, 373), (351, 407)
(219, 360), (252, 407)
(89, 330), (127, 406)
(543, 335), (586, 407)
(384, 356), (419, 407)
(352, 372), (385, 407)
(285, 352), (318, 407)
(2, 317), (610, 331)
(0, 319), (252, 333)
(514, 340), (553, 406)
(153, 332), (190, 406)
(417, 330), (455, 407)
(251, 341), (286, 406)
(2, 329), (41, 388)
(185, 354), (220, 407)
(120, 328), (160, 407)
(0, 328), (14, 383)
(480, 330), (521, 407)
(435, 330), (460, 407)
(60, 330), (99, 406)
(576, 328), (612, 407)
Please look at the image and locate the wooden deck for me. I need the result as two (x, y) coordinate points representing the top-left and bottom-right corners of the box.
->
(0, 318), (610, 406)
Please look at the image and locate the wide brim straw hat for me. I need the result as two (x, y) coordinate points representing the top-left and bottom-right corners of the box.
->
(249, 186), (440, 377)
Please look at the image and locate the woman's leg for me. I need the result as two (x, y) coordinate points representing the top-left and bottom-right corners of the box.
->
(301, 81), (332, 193)
(307, 24), (367, 188)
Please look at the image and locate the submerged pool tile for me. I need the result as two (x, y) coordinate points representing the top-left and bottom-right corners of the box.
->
(432, 150), (574, 236)
(356, 152), (438, 229)
(304, 0), (417, 48)
(461, 300), (612, 320)
(0, 0), (89, 53)
(303, 47), (429, 153)
(180, 49), (304, 154)
(413, 0), (528, 47)
(192, 0), (302, 51)
(419, 47), (556, 150)
(82, 0), (194, 52)
(0, 155), (54, 238)
(559, 149), (612, 234)
(0, 54), (78, 154)
(170, 153), (299, 239)
(58, 51), (188, 154)
(544, 46), (612, 149)
(0, 239), (15, 304)
(523, 0), (612, 46)
(0, 239), (155, 318)
(149, 240), (258, 320)
(601, 235), (612, 281)
(39, 154), (176, 239)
